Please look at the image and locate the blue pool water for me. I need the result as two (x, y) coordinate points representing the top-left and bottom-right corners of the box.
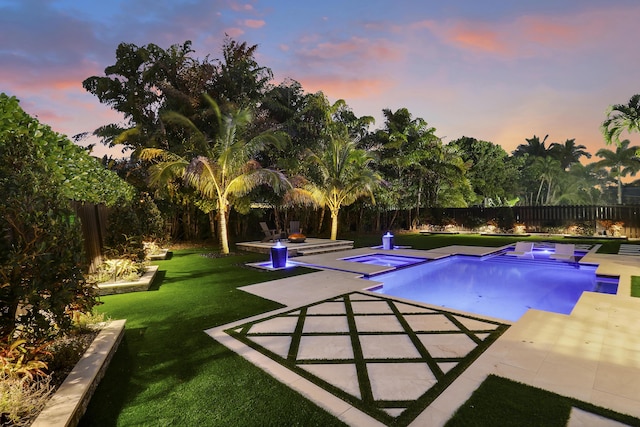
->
(371, 255), (618, 321)
(342, 253), (427, 268)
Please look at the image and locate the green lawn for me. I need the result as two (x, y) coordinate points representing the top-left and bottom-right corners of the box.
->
(446, 375), (640, 427)
(79, 233), (629, 426)
(632, 276), (640, 297)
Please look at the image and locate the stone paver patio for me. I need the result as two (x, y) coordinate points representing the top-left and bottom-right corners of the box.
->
(206, 244), (640, 426)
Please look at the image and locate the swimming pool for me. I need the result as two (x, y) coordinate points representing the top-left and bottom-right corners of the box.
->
(370, 255), (618, 321)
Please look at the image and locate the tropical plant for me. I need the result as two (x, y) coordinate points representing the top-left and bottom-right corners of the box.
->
(142, 95), (290, 254)
(91, 258), (145, 283)
(0, 337), (50, 380)
(594, 139), (640, 204)
(305, 130), (381, 239)
(601, 94), (640, 147)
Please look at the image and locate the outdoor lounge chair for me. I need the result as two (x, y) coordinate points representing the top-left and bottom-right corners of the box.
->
(288, 221), (303, 235)
(550, 243), (575, 261)
(505, 241), (534, 257)
(260, 222), (281, 242)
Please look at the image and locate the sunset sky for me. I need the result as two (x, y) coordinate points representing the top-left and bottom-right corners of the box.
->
(2, 0), (639, 159)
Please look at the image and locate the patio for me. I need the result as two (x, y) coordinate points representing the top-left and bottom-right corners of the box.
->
(207, 245), (640, 426)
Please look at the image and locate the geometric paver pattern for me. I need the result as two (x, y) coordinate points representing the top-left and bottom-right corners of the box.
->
(226, 292), (509, 426)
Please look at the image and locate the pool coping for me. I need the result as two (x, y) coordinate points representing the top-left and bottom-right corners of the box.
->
(207, 245), (640, 426)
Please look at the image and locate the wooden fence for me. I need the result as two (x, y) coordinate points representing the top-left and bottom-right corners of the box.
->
(431, 205), (640, 238)
(72, 202), (108, 273)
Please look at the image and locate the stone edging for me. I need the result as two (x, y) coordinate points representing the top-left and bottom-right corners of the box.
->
(97, 265), (159, 296)
(32, 319), (126, 427)
(147, 249), (170, 260)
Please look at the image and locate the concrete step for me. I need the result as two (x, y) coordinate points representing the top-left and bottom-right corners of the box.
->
(298, 243), (354, 256)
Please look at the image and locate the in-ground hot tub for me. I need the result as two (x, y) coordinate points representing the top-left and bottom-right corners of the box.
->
(341, 253), (427, 268)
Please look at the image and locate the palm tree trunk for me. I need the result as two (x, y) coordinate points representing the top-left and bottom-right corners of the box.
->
(218, 197), (230, 254)
(617, 175), (623, 204)
(208, 211), (216, 240)
(536, 180), (544, 205)
(545, 178), (553, 205)
(330, 209), (339, 240)
(317, 207), (325, 235)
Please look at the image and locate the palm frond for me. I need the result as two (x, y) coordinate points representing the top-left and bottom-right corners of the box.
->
(184, 156), (222, 200)
(225, 168), (291, 198)
(282, 187), (320, 208)
(147, 160), (187, 188)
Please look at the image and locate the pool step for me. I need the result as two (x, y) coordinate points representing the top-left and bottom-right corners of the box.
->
(297, 242), (354, 256)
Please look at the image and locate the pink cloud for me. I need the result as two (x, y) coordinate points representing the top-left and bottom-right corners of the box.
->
(298, 76), (391, 100)
(224, 27), (245, 37)
(519, 17), (576, 45)
(244, 19), (265, 29)
(447, 25), (509, 54)
(295, 36), (403, 70)
(410, 5), (640, 60)
(229, 2), (254, 12)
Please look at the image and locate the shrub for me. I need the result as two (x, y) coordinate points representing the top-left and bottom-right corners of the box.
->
(0, 94), (96, 341)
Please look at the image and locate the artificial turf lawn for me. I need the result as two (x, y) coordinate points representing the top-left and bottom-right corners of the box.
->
(80, 249), (348, 426)
(79, 233), (628, 425)
(446, 375), (640, 427)
(632, 276), (640, 297)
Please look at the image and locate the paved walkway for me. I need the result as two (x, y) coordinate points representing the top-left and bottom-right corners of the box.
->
(206, 245), (640, 426)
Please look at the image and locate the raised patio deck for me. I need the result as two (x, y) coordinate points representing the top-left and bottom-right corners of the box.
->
(236, 238), (354, 256)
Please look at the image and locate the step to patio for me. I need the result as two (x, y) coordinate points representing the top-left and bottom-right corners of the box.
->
(297, 242), (354, 256)
(618, 244), (640, 256)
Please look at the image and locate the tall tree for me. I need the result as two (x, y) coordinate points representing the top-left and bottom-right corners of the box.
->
(305, 130), (381, 240)
(594, 139), (640, 204)
(374, 108), (442, 223)
(212, 37), (274, 111)
(83, 41), (211, 152)
(549, 138), (591, 170)
(141, 96), (290, 253)
(601, 94), (640, 146)
(450, 136), (519, 205)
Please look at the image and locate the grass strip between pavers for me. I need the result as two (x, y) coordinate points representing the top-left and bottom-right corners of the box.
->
(226, 291), (509, 427)
(632, 276), (640, 297)
(446, 374), (640, 427)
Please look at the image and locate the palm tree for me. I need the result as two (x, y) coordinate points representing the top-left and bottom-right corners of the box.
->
(305, 131), (381, 240)
(549, 138), (591, 170)
(601, 94), (640, 146)
(512, 134), (551, 158)
(594, 139), (640, 204)
(141, 95), (290, 254)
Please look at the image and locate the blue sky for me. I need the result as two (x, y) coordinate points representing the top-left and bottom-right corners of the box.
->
(2, 0), (639, 159)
